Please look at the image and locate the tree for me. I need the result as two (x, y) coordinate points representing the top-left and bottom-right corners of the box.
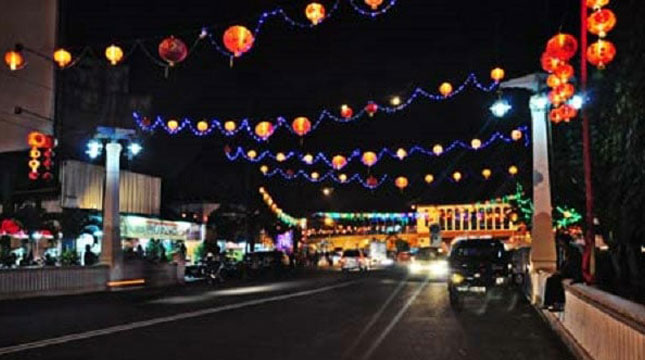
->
(551, 0), (644, 296)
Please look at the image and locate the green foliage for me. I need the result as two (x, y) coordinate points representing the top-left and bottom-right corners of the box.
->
(193, 242), (205, 261)
(60, 249), (79, 266)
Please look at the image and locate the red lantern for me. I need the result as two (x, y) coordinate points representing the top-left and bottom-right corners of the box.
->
(559, 104), (578, 121)
(340, 104), (353, 119)
(554, 83), (575, 101)
(587, 39), (616, 69)
(223, 25), (254, 57)
(549, 107), (566, 124)
(305, 3), (326, 25)
(158, 36), (188, 66)
(546, 74), (563, 88)
(541, 52), (562, 73)
(548, 90), (565, 107)
(291, 117), (311, 136)
(546, 33), (578, 61)
(587, 9), (617, 38)
(4, 50), (25, 71)
(364, 0), (384, 10)
(27, 132), (48, 148)
(554, 63), (574, 82)
(586, 0), (609, 10)
(361, 151), (378, 167)
(331, 155), (347, 170)
(141, 116), (152, 127)
(254, 121), (274, 140)
(365, 102), (378, 117)
(394, 176), (408, 190)
(366, 176), (378, 188)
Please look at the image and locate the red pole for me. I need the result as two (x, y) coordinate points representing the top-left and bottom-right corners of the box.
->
(580, 0), (595, 284)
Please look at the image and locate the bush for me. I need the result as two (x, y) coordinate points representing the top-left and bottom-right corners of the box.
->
(61, 249), (80, 266)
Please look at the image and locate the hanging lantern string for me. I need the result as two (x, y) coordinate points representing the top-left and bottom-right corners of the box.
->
(224, 126), (529, 168)
(134, 72), (500, 140)
(264, 163), (522, 190)
(9, 0), (398, 72)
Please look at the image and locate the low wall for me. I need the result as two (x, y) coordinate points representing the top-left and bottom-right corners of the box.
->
(558, 281), (645, 360)
(120, 260), (184, 287)
(0, 262), (185, 300)
(0, 265), (109, 300)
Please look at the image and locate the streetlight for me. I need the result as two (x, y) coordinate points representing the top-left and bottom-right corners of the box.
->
(86, 140), (103, 159)
(490, 99), (512, 117)
(127, 142), (142, 157)
(390, 96), (401, 106)
(322, 187), (333, 196)
(569, 94), (584, 110)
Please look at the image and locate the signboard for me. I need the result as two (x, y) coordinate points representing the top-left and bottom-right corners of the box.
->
(120, 215), (202, 241)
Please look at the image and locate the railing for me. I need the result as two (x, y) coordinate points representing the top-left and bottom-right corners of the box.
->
(0, 265), (109, 300)
(561, 281), (645, 360)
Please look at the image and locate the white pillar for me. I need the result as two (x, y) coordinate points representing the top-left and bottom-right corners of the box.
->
(529, 95), (556, 272)
(101, 142), (124, 280)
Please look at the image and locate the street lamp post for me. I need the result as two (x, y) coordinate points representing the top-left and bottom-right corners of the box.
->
(89, 126), (137, 281)
(499, 74), (557, 302)
(102, 141), (123, 280)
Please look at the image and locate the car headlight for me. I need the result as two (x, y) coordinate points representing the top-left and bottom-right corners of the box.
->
(429, 260), (449, 276)
(409, 263), (423, 273)
(451, 273), (465, 284)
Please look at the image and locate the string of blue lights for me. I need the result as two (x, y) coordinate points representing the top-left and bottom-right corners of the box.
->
(133, 73), (499, 141)
(224, 126), (529, 168)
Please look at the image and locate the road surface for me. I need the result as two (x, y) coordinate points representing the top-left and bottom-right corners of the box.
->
(0, 269), (573, 359)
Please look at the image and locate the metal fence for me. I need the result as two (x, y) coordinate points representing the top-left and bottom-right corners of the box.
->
(0, 265), (109, 300)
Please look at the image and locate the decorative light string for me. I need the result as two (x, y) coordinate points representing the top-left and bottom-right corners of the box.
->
(133, 72), (500, 140)
(258, 187), (306, 228)
(4, 1), (399, 72)
(263, 164), (522, 190)
(224, 127), (529, 167)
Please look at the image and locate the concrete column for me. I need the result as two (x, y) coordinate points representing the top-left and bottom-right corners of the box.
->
(450, 207), (456, 230)
(100, 142), (124, 280)
(529, 95), (556, 272)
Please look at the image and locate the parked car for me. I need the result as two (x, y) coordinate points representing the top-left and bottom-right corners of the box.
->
(447, 239), (512, 309)
(339, 249), (368, 272)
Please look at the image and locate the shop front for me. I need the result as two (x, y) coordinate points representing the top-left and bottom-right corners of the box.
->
(119, 215), (205, 263)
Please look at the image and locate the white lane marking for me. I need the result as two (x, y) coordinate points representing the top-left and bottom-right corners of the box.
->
(341, 275), (409, 359)
(0, 281), (357, 356)
(149, 280), (310, 304)
(361, 277), (430, 360)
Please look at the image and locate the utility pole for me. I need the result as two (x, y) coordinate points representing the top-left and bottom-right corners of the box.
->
(580, 0), (595, 284)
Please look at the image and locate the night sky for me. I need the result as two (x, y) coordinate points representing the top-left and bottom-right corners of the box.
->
(58, 0), (580, 216)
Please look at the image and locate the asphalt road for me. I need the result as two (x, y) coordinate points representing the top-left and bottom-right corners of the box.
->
(0, 269), (573, 360)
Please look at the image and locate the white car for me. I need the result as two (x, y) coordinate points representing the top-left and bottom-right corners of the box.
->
(340, 249), (368, 272)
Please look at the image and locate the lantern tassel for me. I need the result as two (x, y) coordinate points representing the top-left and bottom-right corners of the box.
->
(229, 56), (234, 68)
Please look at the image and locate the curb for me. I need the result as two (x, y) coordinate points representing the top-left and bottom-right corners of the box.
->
(534, 307), (593, 360)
